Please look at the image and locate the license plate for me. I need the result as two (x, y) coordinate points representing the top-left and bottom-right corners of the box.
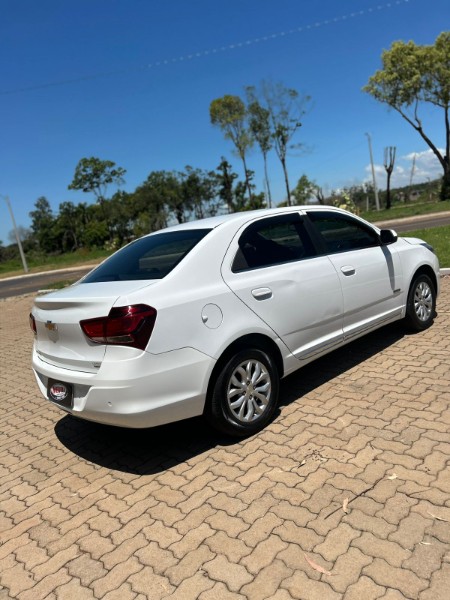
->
(47, 380), (73, 409)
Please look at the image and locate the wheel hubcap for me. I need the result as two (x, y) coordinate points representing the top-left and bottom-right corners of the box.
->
(414, 281), (433, 321)
(227, 359), (271, 423)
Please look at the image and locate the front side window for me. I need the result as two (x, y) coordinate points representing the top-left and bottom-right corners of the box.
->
(83, 229), (211, 282)
(307, 212), (380, 254)
(232, 214), (315, 272)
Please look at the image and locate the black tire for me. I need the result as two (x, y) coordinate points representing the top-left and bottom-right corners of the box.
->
(206, 348), (279, 437)
(405, 274), (436, 331)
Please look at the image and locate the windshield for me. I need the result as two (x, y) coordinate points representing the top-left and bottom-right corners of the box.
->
(82, 229), (211, 283)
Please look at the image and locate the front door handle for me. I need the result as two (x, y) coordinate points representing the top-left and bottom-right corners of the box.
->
(341, 266), (356, 276)
(252, 287), (272, 300)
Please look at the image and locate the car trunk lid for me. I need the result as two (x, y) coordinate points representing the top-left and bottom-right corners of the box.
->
(33, 280), (156, 373)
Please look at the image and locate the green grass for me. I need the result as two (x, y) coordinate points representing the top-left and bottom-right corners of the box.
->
(0, 247), (110, 279)
(360, 200), (450, 223)
(404, 224), (450, 267)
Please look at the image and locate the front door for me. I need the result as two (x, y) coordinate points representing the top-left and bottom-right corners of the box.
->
(305, 210), (404, 339)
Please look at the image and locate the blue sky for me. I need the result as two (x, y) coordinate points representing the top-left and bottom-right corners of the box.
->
(0, 0), (447, 244)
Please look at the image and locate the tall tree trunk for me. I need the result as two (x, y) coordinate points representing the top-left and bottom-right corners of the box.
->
(262, 153), (272, 208)
(241, 155), (253, 202)
(384, 147), (396, 210)
(280, 156), (291, 205)
(440, 167), (450, 201)
(386, 174), (392, 209)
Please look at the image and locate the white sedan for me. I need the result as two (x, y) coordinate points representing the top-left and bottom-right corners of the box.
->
(30, 206), (439, 437)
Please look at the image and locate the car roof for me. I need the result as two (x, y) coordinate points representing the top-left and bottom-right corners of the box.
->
(150, 204), (347, 235)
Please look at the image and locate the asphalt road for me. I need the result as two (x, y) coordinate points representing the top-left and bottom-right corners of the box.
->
(0, 267), (92, 299)
(375, 213), (450, 232)
(1, 211), (450, 299)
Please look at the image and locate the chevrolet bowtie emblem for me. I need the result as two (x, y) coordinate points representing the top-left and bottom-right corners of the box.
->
(45, 321), (58, 331)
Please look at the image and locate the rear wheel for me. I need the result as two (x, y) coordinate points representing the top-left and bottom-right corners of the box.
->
(207, 348), (279, 437)
(405, 274), (436, 331)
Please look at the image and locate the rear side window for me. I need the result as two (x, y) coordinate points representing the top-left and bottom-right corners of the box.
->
(83, 229), (211, 282)
(307, 212), (379, 254)
(232, 214), (315, 272)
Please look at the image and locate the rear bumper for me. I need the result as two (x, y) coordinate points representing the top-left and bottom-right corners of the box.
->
(32, 346), (215, 428)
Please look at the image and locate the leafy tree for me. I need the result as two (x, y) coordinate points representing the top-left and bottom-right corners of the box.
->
(209, 95), (254, 201)
(215, 158), (238, 213)
(82, 220), (110, 248)
(291, 175), (316, 204)
(53, 202), (85, 251)
(259, 81), (311, 205)
(346, 184), (373, 211)
(332, 192), (359, 215)
(245, 91), (273, 206)
(132, 172), (170, 231)
(68, 157), (126, 206)
(180, 166), (220, 220)
(29, 196), (58, 253)
(214, 159), (263, 213)
(146, 171), (185, 224)
(364, 32), (450, 200)
(109, 192), (134, 246)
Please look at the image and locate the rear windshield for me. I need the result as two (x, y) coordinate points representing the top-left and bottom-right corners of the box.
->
(82, 229), (211, 283)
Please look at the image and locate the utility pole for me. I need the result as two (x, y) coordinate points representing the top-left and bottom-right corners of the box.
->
(1, 194), (29, 273)
(365, 133), (380, 211)
(409, 153), (416, 201)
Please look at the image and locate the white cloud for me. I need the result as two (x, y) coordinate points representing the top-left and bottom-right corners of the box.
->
(365, 148), (444, 190)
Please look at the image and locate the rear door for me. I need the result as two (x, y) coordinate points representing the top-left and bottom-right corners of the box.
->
(304, 210), (404, 339)
(221, 213), (344, 361)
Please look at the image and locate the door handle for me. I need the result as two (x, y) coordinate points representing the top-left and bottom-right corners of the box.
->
(252, 287), (272, 300)
(341, 266), (356, 276)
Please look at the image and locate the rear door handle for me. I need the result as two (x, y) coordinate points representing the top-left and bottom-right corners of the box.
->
(252, 287), (272, 300)
(341, 266), (356, 276)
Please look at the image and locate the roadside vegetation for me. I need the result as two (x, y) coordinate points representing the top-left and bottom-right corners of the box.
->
(0, 248), (108, 279)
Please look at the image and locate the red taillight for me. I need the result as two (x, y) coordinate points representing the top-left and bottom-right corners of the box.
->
(80, 304), (157, 350)
(29, 313), (37, 335)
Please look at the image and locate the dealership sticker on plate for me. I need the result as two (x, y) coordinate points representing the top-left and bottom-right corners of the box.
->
(48, 381), (73, 407)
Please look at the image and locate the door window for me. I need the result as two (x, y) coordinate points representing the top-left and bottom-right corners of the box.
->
(307, 212), (380, 254)
(232, 214), (315, 272)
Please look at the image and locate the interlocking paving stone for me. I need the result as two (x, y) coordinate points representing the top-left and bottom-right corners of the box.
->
(1, 277), (449, 598)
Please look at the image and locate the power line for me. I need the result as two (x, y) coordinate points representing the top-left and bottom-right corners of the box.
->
(1, 0), (415, 96)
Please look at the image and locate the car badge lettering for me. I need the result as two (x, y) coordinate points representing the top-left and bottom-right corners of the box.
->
(45, 321), (58, 331)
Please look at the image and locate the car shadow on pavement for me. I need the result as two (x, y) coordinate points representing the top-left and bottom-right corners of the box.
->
(278, 321), (408, 407)
(54, 413), (235, 476)
(55, 322), (408, 475)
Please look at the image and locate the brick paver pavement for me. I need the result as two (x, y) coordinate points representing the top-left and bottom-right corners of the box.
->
(1, 278), (449, 599)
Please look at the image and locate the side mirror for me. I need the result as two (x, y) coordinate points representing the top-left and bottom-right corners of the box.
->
(380, 229), (398, 245)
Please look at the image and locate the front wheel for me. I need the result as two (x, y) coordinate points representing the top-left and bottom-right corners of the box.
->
(405, 274), (436, 331)
(206, 348), (279, 437)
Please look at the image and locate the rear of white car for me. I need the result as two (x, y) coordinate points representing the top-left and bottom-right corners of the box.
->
(31, 282), (214, 428)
